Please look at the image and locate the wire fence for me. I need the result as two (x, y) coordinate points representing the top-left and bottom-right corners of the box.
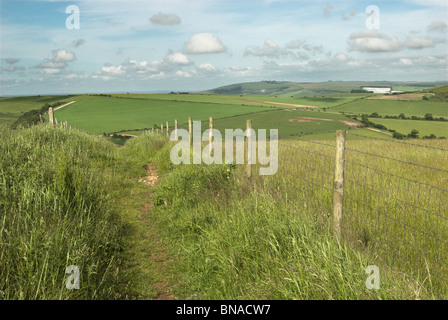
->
(128, 116), (448, 298)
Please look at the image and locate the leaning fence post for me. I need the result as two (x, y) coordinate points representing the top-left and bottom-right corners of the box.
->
(188, 116), (192, 148)
(333, 130), (346, 240)
(48, 107), (54, 125)
(246, 119), (252, 178)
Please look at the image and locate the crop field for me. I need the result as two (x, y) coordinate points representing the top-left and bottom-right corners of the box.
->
(331, 99), (448, 118)
(370, 118), (448, 137)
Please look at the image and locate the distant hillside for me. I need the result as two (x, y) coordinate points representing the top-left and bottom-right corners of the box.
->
(424, 85), (448, 102)
(199, 81), (446, 97)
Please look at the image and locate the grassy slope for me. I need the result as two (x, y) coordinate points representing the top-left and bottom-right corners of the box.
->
(143, 135), (447, 299)
(0, 125), (136, 299)
(200, 81), (445, 97)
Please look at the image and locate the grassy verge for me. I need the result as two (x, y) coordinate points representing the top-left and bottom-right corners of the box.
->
(0, 125), (137, 299)
(141, 136), (440, 299)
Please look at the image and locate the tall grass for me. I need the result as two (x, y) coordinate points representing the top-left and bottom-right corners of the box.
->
(141, 135), (442, 299)
(0, 125), (134, 299)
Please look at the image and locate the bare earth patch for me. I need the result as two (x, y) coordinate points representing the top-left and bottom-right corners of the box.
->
(289, 119), (314, 122)
(339, 120), (363, 127)
(139, 163), (159, 186)
(301, 117), (333, 121)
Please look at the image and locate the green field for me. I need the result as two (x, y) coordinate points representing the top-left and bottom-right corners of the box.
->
(0, 95), (75, 125)
(49, 96), (272, 134)
(370, 118), (448, 137)
(111, 92), (370, 109)
(332, 99), (448, 118)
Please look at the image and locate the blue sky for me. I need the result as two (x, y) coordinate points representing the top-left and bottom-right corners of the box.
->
(0, 0), (447, 95)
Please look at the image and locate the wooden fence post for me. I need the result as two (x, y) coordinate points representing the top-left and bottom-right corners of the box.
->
(48, 107), (54, 125)
(333, 130), (346, 240)
(246, 119), (252, 178)
(174, 119), (178, 140)
(209, 117), (213, 155)
(161, 123), (164, 135)
(188, 116), (192, 148)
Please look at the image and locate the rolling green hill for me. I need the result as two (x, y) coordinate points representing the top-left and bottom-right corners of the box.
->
(200, 81), (446, 97)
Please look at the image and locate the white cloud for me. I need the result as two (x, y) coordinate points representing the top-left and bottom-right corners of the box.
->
(244, 39), (286, 58)
(175, 70), (192, 78)
(348, 30), (401, 52)
(35, 49), (76, 75)
(184, 33), (226, 54)
(198, 63), (216, 72)
(52, 49), (76, 63)
(165, 52), (190, 65)
(405, 36), (434, 49)
(150, 13), (181, 26)
(101, 65), (125, 75)
(333, 52), (348, 62)
(399, 58), (413, 65)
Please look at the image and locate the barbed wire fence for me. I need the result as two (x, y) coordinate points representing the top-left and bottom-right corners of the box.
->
(136, 115), (448, 298)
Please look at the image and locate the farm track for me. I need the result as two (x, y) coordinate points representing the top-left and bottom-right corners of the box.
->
(53, 100), (77, 111)
(235, 99), (318, 109)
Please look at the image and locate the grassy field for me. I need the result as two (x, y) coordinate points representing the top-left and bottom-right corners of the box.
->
(111, 92), (370, 109)
(2, 123), (447, 299)
(141, 133), (448, 299)
(0, 95), (75, 125)
(369, 118), (448, 137)
(332, 99), (448, 118)
(49, 96), (272, 134)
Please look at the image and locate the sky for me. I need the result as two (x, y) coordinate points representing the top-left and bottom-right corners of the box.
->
(0, 0), (447, 96)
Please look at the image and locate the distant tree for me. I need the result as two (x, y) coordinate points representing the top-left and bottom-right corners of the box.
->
(393, 131), (405, 139)
(407, 129), (419, 139)
(399, 113), (406, 119)
(424, 113), (433, 120)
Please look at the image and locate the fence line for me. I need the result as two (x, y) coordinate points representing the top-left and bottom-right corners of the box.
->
(48, 115), (447, 298)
